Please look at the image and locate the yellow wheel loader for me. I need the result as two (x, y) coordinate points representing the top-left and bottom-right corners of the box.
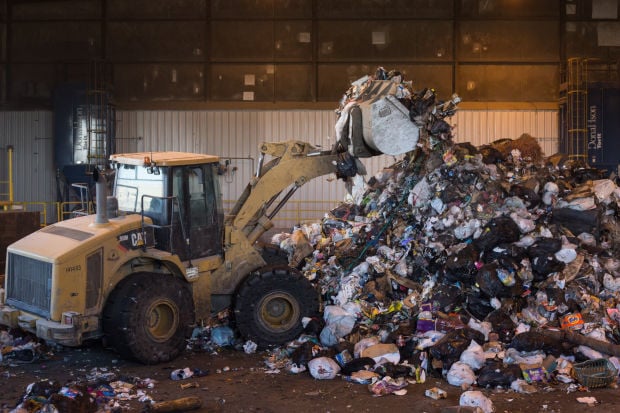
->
(1, 83), (421, 363)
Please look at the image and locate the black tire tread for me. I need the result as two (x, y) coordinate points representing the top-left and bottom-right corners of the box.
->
(102, 272), (194, 364)
(234, 266), (319, 348)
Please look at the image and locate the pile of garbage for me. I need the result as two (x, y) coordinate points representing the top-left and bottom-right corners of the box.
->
(267, 69), (620, 410)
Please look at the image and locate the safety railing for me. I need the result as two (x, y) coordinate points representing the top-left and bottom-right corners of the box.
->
(223, 199), (341, 229)
(0, 146), (14, 211)
(3, 198), (341, 230)
(58, 201), (96, 221)
(3, 202), (50, 227)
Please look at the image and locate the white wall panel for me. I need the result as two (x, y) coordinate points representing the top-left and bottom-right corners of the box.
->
(1, 108), (559, 227)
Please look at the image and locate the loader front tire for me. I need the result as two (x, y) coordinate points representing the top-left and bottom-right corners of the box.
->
(103, 273), (194, 364)
(234, 266), (319, 348)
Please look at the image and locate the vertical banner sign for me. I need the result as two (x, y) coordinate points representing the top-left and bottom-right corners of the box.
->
(587, 88), (603, 166)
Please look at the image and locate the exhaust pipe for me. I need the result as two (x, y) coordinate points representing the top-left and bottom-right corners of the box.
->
(92, 168), (108, 225)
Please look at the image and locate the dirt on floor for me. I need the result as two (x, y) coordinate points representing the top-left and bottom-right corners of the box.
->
(2, 341), (620, 413)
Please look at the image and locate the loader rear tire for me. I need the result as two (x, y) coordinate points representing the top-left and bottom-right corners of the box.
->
(102, 272), (194, 364)
(234, 266), (319, 348)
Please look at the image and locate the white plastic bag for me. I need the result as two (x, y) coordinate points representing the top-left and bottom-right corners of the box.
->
(446, 361), (476, 387)
(459, 390), (495, 413)
(320, 305), (358, 346)
(459, 340), (485, 370)
(308, 357), (341, 380)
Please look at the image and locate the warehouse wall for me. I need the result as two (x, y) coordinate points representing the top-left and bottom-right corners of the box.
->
(0, 108), (558, 227)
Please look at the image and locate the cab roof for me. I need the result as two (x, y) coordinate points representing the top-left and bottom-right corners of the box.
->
(110, 151), (219, 166)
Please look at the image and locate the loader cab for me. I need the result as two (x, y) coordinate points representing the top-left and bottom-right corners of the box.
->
(110, 152), (224, 261)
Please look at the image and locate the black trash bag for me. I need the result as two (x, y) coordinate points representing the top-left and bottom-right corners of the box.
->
(545, 287), (568, 314)
(509, 331), (572, 356)
(373, 362), (414, 378)
(474, 216), (521, 253)
(429, 328), (485, 369)
(528, 238), (562, 258)
(477, 361), (522, 388)
(430, 119), (451, 136)
(290, 341), (318, 367)
(552, 207), (600, 237)
(335, 151), (358, 180)
(429, 283), (464, 313)
(330, 203), (364, 221)
(530, 255), (565, 281)
(509, 184), (541, 207)
(454, 142), (480, 158)
(483, 243), (526, 264)
(479, 145), (506, 164)
(485, 310), (516, 343)
(571, 168), (605, 184)
(303, 316), (325, 335)
(399, 337), (417, 360)
(322, 218), (352, 234)
(410, 88), (436, 125)
(440, 183), (466, 204)
(341, 357), (376, 376)
(475, 263), (512, 298)
(465, 293), (495, 320)
(527, 238), (565, 280)
(442, 244), (479, 283)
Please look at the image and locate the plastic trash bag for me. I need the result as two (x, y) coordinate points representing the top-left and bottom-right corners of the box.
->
(474, 216), (521, 252)
(430, 328), (485, 368)
(510, 331), (569, 356)
(308, 357), (341, 380)
(459, 340), (485, 370)
(341, 357), (376, 376)
(459, 390), (495, 413)
(447, 361), (476, 387)
(291, 341), (318, 367)
(442, 244), (479, 283)
(477, 361), (522, 388)
(475, 263), (512, 298)
(466, 294), (495, 321)
(320, 305), (358, 346)
(211, 326), (235, 347)
(485, 310), (516, 343)
(467, 318), (492, 341)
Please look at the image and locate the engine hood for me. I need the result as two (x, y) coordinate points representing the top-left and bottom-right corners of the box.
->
(7, 214), (146, 263)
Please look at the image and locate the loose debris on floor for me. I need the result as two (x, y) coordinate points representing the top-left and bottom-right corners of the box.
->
(1, 329), (157, 413)
(3, 68), (620, 413)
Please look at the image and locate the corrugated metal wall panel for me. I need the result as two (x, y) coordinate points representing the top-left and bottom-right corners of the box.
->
(0, 111), (55, 223)
(0, 108), (559, 227)
(451, 110), (558, 156)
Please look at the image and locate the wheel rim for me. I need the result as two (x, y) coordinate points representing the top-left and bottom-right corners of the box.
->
(146, 299), (179, 342)
(257, 291), (300, 333)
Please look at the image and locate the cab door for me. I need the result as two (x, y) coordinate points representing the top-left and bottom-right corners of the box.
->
(171, 163), (224, 261)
